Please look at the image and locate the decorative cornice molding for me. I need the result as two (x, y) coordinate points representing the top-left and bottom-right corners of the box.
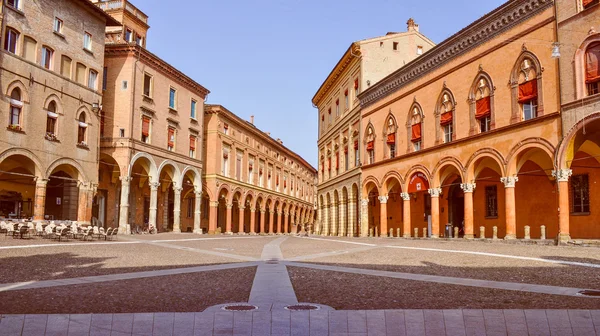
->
(359, 0), (553, 108)
(312, 43), (360, 106)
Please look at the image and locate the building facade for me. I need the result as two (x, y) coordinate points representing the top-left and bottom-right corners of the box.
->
(358, 0), (564, 239)
(0, 0), (118, 223)
(203, 105), (316, 235)
(555, 0), (600, 239)
(97, 1), (209, 233)
(314, 20), (435, 237)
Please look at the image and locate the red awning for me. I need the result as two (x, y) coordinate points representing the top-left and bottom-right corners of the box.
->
(518, 79), (538, 103)
(336, 153), (339, 169)
(366, 141), (374, 151)
(386, 133), (395, 144)
(189, 136), (196, 150)
(440, 111), (453, 126)
(586, 42), (600, 83)
(354, 78), (359, 89)
(328, 157), (331, 170)
(354, 140), (359, 150)
(408, 172), (430, 193)
(142, 117), (150, 137)
(475, 96), (491, 119)
(168, 128), (175, 147)
(411, 124), (421, 142)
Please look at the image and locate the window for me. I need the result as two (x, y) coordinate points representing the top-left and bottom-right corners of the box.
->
(76, 63), (86, 84)
(58, 56), (72, 78)
(267, 169), (272, 189)
(328, 108), (332, 124)
(223, 123), (229, 135)
(583, 0), (599, 9)
(167, 128), (175, 151)
(522, 100), (537, 120)
(191, 99), (197, 119)
(83, 32), (92, 51)
(135, 35), (142, 46)
(41, 46), (53, 70)
(102, 67), (107, 91)
(125, 29), (132, 42)
(143, 73), (153, 97)
(119, 128), (125, 137)
(475, 78), (492, 133)
(54, 18), (63, 34)
(485, 185), (498, 217)
(379, 41), (384, 47)
(443, 124), (453, 143)
(22, 36), (36, 62)
(7, 0), (20, 10)
(585, 42), (600, 96)
(78, 114), (87, 145)
(344, 147), (349, 171)
(354, 140), (359, 166)
(571, 174), (590, 213)
(122, 80), (128, 90)
(417, 46), (423, 55)
(248, 159), (254, 184)
(88, 70), (98, 90)
(169, 88), (177, 109)
(393, 42), (398, 50)
(354, 78), (359, 96)
(222, 147), (230, 176)
(189, 136), (196, 158)
(335, 153), (339, 174)
(236, 152), (242, 180)
(368, 148), (374, 164)
(411, 107), (422, 152)
(260, 165), (265, 187)
(480, 117), (491, 133)
(9, 88), (22, 128)
(344, 90), (349, 109)
(141, 116), (150, 143)
(335, 99), (339, 117)
(46, 101), (58, 137)
(4, 29), (18, 54)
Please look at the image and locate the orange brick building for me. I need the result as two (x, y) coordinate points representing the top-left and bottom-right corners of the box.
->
(203, 105), (317, 235)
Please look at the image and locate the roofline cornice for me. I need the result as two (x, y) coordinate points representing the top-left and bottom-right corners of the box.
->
(312, 43), (360, 107)
(105, 44), (210, 98)
(358, 0), (553, 109)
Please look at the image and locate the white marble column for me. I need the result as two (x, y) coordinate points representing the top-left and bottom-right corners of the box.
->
(193, 188), (202, 234)
(339, 200), (347, 237)
(118, 176), (131, 234)
(331, 202), (338, 236)
(360, 198), (369, 237)
(323, 204), (330, 236)
(149, 182), (160, 231)
(348, 195), (356, 237)
(172, 186), (182, 233)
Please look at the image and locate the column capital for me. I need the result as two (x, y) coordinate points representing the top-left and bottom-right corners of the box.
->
(500, 176), (519, 188)
(361, 198), (369, 207)
(284, 210), (289, 215)
(277, 211), (282, 215)
(210, 201), (219, 207)
(119, 176), (132, 183)
(400, 192), (411, 201)
(250, 207), (256, 212)
(239, 206), (245, 210)
(173, 186), (183, 193)
(149, 182), (160, 190)
(378, 195), (389, 204)
(428, 188), (442, 197)
(460, 183), (476, 193)
(226, 203), (233, 209)
(194, 190), (203, 197)
(35, 178), (49, 186)
(552, 169), (572, 182)
(260, 208), (266, 214)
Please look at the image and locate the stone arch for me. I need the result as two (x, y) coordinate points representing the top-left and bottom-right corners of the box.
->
(361, 175), (381, 195)
(157, 160), (182, 186)
(382, 171), (404, 194)
(506, 138), (556, 177)
(181, 166), (202, 189)
(230, 187), (244, 204)
(558, 112), (600, 169)
(403, 165), (432, 189)
(46, 157), (88, 182)
(6, 79), (29, 103)
(76, 106), (92, 125)
(216, 184), (232, 202)
(468, 68), (496, 134)
(382, 110), (399, 159)
(432, 156), (465, 186)
(0, 147), (44, 177)
(43, 94), (63, 113)
(465, 148), (506, 181)
(128, 152), (158, 180)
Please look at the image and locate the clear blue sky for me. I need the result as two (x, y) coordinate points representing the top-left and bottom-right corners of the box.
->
(141, 0), (506, 168)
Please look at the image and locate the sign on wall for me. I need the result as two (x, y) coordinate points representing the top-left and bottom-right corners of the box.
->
(408, 172), (429, 193)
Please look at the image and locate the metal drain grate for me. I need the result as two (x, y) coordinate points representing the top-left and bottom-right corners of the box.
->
(285, 304), (320, 311)
(578, 290), (600, 297)
(222, 304), (258, 311)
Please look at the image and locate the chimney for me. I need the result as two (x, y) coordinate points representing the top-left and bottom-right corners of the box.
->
(407, 18), (419, 32)
(250, 115), (254, 124)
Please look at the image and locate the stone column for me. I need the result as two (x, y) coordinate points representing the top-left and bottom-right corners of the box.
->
(193, 189), (202, 234)
(339, 200), (347, 237)
(118, 176), (132, 234)
(500, 176), (518, 239)
(238, 206), (245, 234)
(33, 178), (48, 221)
(317, 205), (322, 234)
(348, 195), (356, 237)
(331, 202), (338, 236)
(428, 188), (442, 238)
(284, 210), (289, 234)
(149, 182), (160, 231)
(360, 198), (369, 237)
(249, 207), (256, 234)
(162, 189), (169, 231)
(553, 169), (572, 242)
(172, 186), (182, 233)
(277, 211), (282, 234)
(77, 182), (95, 225)
(378, 196), (389, 237)
(323, 204), (330, 236)
(268, 210), (275, 234)
(401, 192), (411, 238)
(208, 201), (218, 234)
(225, 203), (233, 234)
(260, 208), (266, 234)
(460, 183), (476, 239)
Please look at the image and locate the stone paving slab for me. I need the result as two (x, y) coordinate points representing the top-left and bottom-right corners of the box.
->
(4, 310), (598, 335)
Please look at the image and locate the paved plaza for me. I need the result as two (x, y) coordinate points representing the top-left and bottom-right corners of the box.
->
(1, 234), (600, 335)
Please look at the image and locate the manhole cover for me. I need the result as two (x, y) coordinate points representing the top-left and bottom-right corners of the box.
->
(578, 290), (600, 297)
(222, 304), (258, 311)
(285, 304), (320, 311)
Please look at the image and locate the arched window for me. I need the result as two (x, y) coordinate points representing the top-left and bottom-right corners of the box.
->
(4, 28), (19, 54)
(436, 88), (456, 144)
(385, 115), (397, 158)
(77, 113), (87, 145)
(46, 101), (58, 138)
(407, 104), (423, 152)
(585, 42), (600, 96)
(510, 51), (544, 122)
(472, 76), (493, 133)
(9, 88), (22, 129)
(365, 125), (375, 164)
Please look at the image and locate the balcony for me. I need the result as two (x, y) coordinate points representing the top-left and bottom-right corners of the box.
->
(93, 0), (148, 24)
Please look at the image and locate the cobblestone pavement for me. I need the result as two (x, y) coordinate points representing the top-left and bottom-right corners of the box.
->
(1, 234), (599, 335)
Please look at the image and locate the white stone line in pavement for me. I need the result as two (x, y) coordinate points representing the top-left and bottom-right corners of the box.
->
(286, 261), (590, 297)
(144, 241), (259, 261)
(286, 246), (381, 261)
(249, 236), (298, 307)
(0, 262), (259, 292)
(299, 236), (600, 269)
(296, 236), (377, 247)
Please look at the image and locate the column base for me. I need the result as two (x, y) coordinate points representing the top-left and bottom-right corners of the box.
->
(225, 231), (233, 235)
(504, 234), (517, 240)
(193, 229), (203, 234)
(463, 234), (475, 239)
(402, 234), (411, 238)
(558, 233), (571, 243)
(431, 234), (439, 239)
(172, 229), (181, 234)
(119, 225), (130, 234)
(208, 230), (216, 235)
(249, 232), (257, 236)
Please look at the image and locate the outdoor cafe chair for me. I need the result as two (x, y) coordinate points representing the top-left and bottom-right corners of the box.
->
(82, 228), (94, 241)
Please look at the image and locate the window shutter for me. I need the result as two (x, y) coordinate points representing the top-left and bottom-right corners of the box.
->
(475, 97), (491, 119)
(189, 136), (196, 150)
(142, 117), (150, 136)
(518, 79), (538, 103)
(586, 42), (600, 83)
(366, 141), (374, 151)
(411, 124), (422, 142)
(386, 133), (396, 144)
(440, 111), (453, 126)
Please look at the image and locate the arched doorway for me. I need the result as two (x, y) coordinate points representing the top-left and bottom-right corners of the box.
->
(46, 165), (82, 221)
(407, 171), (430, 237)
(0, 153), (40, 220)
(469, 154), (505, 238)
(363, 180), (380, 237)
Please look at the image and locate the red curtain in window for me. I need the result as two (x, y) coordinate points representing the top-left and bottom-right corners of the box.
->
(224, 123), (229, 130)
(386, 133), (395, 144)
(189, 136), (196, 150)
(336, 153), (339, 169)
(168, 128), (174, 147)
(411, 124), (421, 142)
(518, 79), (538, 103)
(223, 152), (228, 159)
(276, 175), (279, 185)
(344, 89), (348, 96)
(475, 96), (491, 119)
(249, 163), (253, 170)
(366, 141), (374, 151)
(586, 42), (600, 83)
(328, 157), (331, 170)
(440, 111), (453, 126)
(142, 117), (150, 137)
(336, 99), (339, 105)
(354, 140), (359, 150)
(583, 0), (595, 7)
(354, 79), (359, 89)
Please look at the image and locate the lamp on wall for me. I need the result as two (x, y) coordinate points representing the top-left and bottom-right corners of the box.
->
(92, 102), (101, 113)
